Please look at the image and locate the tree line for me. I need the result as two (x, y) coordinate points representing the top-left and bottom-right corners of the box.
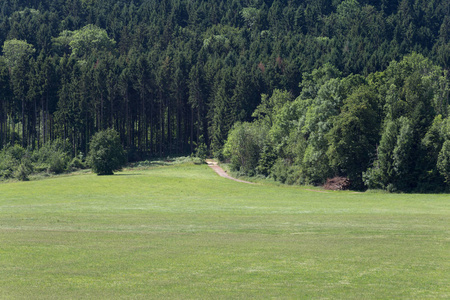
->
(224, 54), (450, 192)
(0, 0), (449, 189)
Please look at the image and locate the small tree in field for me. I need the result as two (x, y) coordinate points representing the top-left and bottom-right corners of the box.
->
(87, 129), (126, 175)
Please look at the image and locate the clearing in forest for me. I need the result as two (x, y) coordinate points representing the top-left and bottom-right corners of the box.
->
(0, 163), (448, 299)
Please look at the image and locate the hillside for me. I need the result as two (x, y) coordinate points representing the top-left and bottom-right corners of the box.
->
(0, 0), (449, 190)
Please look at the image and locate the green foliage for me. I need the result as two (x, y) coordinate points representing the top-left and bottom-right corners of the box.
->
(374, 120), (399, 188)
(69, 157), (86, 171)
(326, 86), (380, 189)
(336, 0), (361, 21)
(223, 122), (251, 172)
(437, 140), (450, 185)
(256, 144), (277, 177)
(202, 34), (230, 54)
(270, 158), (290, 184)
(240, 7), (260, 29)
(392, 117), (415, 190)
(252, 89), (293, 127)
(48, 152), (69, 174)
(53, 24), (116, 58)
(0, 145), (25, 180)
(422, 115), (445, 162)
(0, 0), (449, 191)
(223, 122), (267, 176)
(362, 165), (384, 190)
(14, 154), (33, 181)
(87, 128), (126, 175)
(223, 53), (448, 191)
(194, 135), (208, 160)
(6, 144), (26, 161)
(0, 140), (74, 180)
(32, 139), (70, 174)
(2, 39), (35, 70)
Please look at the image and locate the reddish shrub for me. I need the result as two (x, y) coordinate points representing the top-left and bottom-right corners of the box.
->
(323, 176), (351, 190)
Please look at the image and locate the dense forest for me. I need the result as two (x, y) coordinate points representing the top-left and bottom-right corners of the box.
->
(0, 0), (449, 191)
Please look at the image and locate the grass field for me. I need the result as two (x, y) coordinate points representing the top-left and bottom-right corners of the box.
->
(0, 163), (449, 299)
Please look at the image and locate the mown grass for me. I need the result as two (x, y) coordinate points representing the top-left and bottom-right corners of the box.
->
(0, 163), (448, 299)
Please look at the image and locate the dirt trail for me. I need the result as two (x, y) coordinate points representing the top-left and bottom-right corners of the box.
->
(206, 160), (255, 184)
(205, 161), (336, 192)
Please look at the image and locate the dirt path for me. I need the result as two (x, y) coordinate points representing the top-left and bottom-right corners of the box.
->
(206, 160), (255, 184)
(205, 161), (341, 192)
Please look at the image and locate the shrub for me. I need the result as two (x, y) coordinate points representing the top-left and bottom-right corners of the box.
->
(8, 144), (26, 160)
(48, 152), (69, 174)
(362, 166), (384, 190)
(256, 145), (277, 176)
(87, 128), (126, 175)
(14, 154), (33, 181)
(14, 162), (32, 181)
(32, 140), (70, 174)
(195, 135), (208, 160)
(191, 156), (205, 165)
(0, 145), (25, 180)
(223, 122), (266, 175)
(271, 158), (289, 184)
(69, 157), (85, 170)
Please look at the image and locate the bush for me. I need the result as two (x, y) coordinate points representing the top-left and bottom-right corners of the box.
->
(69, 157), (85, 170)
(48, 152), (69, 174)
(195, 135), (208, 160)
(271, 158), (289, 184)
(256, 145), (277, 176)
(32, 139), (70, 174)
(0, 145), (25, 180)
(191, 157), (204, 165)
(8, 144), (26, 160)
(14, 162), (32, 181)
(362, 166), (384, 190)
(87, 128), (126, 175)
(14, 154), (33, 181)
(223, 122), (267, 175)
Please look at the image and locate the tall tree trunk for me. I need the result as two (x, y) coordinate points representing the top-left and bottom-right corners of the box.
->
(167, 101), (172, 154)
(100, 94), (104, 130)
(33, 97), (37, 150)
(190, 106), (194, 154)
(159, 100), (163, 157)
(22, 98), (25, 147)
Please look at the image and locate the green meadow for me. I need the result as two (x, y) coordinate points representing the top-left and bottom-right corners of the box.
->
(0, 163), (448, 299)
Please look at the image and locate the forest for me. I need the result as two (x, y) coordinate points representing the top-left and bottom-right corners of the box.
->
(0, 0), (449, 191)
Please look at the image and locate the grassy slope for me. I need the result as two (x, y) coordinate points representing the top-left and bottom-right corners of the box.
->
(0, 163), (448, 299)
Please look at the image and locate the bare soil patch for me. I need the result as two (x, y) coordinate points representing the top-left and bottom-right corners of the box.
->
(323, 176), (351, 190)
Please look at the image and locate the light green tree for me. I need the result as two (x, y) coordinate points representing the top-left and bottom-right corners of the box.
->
(223, 122), (267, 176)
(2, 39), (35, 70)
(241, 7), (259, 29)
(252, 89), (293, 127)
(53, 24), (116, 59)
(87, 129), (126, 175)
(392, 116), (415, 190)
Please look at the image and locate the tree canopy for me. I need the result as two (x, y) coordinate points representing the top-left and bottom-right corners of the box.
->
(0, 0), (449, 190)
(87, 128), (126, 175)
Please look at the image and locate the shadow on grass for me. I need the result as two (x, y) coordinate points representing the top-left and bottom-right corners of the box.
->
(114, 173), (143, 176)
